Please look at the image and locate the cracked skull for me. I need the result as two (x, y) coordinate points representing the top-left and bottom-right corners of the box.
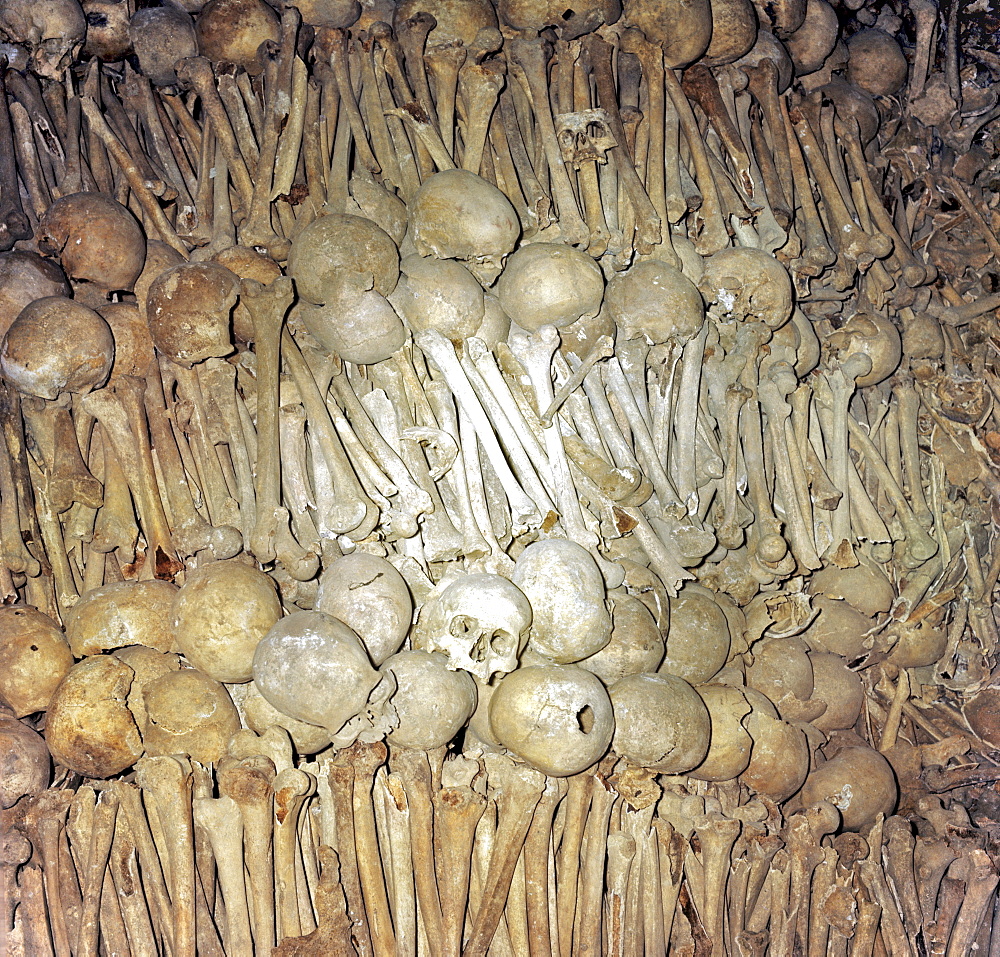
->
(415, 573), (532, 682)
(0, 0), (85, 79)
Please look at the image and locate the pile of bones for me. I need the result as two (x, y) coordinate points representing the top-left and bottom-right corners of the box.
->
(3, 0), (1000, 953)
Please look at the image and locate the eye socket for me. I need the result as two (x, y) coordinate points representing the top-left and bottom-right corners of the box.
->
(449, 615), (477, 639)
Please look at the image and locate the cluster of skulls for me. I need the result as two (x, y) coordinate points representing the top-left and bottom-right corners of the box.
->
(250, 538), (623, 777)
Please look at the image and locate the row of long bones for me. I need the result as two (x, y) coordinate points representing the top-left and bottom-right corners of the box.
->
(1, 738), (998, 957)
(3, 0), (1000, 955)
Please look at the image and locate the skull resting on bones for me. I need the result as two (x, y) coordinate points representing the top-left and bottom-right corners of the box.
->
(252, 610), (398, 748)
(555, 109), (618, 168)
(415, 573), (532, 683)
(0, 0), (85, 79)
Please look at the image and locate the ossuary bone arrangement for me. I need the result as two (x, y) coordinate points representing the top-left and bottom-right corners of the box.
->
(2, 0), (1000, 954)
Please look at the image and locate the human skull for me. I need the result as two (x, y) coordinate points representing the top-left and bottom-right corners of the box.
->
(408, 170), (520, 286)
(146, 262), (240, 366)
(252, 611), (398, 746)
(555, 109), (618, 167)
(415, 574), (532, 683)
(0, 0), (86, 78)
(698, 247), (793, 329)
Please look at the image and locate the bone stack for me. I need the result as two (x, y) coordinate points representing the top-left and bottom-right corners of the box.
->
(2, 0), (1000, 954)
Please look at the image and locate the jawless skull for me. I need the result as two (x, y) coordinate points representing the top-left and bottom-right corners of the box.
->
(415, 574), (532, 682)
(0, 0), (86, 79)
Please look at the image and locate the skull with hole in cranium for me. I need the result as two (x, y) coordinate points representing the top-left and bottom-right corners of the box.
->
(415, 573), (532, 683)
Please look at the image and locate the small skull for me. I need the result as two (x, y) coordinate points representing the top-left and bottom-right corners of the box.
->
(415, 574), (532, 683)
(555, 109), (618, 168)
(0, 0), (85, 79)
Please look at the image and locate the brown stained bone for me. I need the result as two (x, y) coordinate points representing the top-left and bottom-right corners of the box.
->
(463, 753), (545, 957)
(21, 395), (102, 513)
(433, 772), (486, 957)
(0, 60), (32, 249)
(328, 751), (375, 957)
(346, 742), (394, 957)
(271, 846), (357, 956)
(457, 57), (505, 178)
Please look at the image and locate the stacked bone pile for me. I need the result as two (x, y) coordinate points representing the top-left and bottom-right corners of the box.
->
(3, 0), (1000, 953)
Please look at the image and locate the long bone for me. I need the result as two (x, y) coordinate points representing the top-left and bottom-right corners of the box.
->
(505, 37), (588, 248)
(456, 55), (505, 177)
(72, 789), (118, 957)
(788, 105), (892, 282)
(389, 747), (444, 956)
(27, 455), (78, 611)
(464, 754), (546, 957)
(235, 10), (298, 256)
(174, 57), (256, 217)
(433, 766), (486, 957)
(142, 360), (244, 561)
(82, 382), (183, 580)
(135, 756), (197, 957)
(199, 358), (257, 541)
(192, 795), (254, 957)
(362, 360), (465, 562)
(492, 85), (549, 231)
(882, 817), (924, 949)
(812, 353), (873, 568)
(574, 764), (617, 957)
(18, 791), (76, 957)
(218, 756), (277, 957)
(239, 279), (319, 573)
(417, 329), (541, 532)
(21, 395), (102, 514)
(376, 771), (416, 957)
(280, 340), (378, 546)
(522, 777), (566, 957)
(845, 415), (939, 567)
(757, 361), (823, 569)
(422, 379), (492, 561)
(345, 742), (395, 957)
(577, 33), (662, 253)
(682, 65), (756, 205)
(775, 93), (836, 289)
(273, 767), (317, 942)
(110, 781), (176, 957)
(0, 59), (31, 249)
(276, 399), (321, 554)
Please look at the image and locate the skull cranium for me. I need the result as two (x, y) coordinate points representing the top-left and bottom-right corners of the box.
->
(0, 0), (86, 79)
(415, 574), (532, 683)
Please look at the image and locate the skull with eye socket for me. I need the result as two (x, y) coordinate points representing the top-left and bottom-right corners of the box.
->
(415, 574), (532, 683)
